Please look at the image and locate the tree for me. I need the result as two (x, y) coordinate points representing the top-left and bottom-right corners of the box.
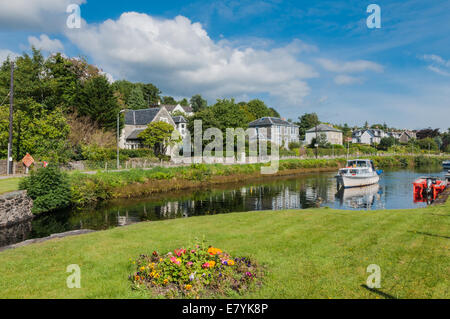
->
(296, 113), (319, 140)
(417, 137), (438, 151)
(269, 107), (280, 118)
(178, 98), (189, 107)
(379, 136), (395, 151)
(76, 75), (120, 130)
(416, 128), (440, 140)
(161, 96), (177, 105)
(141, 83), (161, 105)
(19, 165), (71, 214)
(138, 121), (178, 156)
(190, 94), (207, 112)
(245, 99), (271, 121)
(128, 86), (147, 109)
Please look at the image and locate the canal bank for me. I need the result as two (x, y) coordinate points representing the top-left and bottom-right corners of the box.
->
(2, 166), (447, 248)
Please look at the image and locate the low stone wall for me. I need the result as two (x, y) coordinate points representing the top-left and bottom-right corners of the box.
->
(0, 191), (33, 228)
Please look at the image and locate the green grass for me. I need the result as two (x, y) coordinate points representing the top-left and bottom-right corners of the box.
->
(0, 178), (22, 195)
(0, 200), (449, 299)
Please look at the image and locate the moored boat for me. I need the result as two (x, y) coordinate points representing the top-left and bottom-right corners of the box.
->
(443, 161), (450, 169)
(335, 159), (381, 188)
(413, 176), (447, 202)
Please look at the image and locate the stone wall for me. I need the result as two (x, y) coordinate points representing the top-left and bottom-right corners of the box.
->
(0, 191), (33, 228)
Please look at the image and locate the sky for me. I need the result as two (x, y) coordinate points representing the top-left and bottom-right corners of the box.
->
(0, 0), (449, 130)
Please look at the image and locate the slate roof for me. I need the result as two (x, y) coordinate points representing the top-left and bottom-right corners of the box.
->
(249, 117), (297, 127)
(127, 129), (145, 140)
(306, 124), (342, 133)
(152, 104), (194, 113)
(352, 129), (384, 137)
(124, 108), (160, 125)
(172, 116), (187, 123)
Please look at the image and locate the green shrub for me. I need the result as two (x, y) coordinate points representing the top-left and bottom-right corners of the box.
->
(19, 165), (71, 214)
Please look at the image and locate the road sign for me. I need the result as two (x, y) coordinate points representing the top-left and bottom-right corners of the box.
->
(22, 153), (34, 168)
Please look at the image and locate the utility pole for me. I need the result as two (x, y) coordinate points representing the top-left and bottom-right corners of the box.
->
(7, 62), (14, 175)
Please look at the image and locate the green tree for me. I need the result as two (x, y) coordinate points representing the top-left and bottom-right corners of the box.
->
(76, 75), (119, 130)
(190, 94), (207, 112)
(417, 137), (438, 151)
(296, 113), (319, 140)
(128, 86), (147, 109)
(19, 165), (71, 214)
(269, 107), (280, 118)
(141, 83), (161, 105)
(161, 96), (177, 105)
(138, 121), (179, 156)
(378, 136), (395, 151)
(178, 98), (189, 107)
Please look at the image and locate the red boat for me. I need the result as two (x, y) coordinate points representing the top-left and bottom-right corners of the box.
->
(413, 177), (447, 203)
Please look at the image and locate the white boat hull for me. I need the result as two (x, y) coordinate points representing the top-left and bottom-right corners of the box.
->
(336, 174), (380, 188)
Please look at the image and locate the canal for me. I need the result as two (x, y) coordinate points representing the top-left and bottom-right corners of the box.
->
(0, 167), (446, 248)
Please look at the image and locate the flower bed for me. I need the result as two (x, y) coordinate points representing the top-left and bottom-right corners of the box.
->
(129, 243), (263, 298)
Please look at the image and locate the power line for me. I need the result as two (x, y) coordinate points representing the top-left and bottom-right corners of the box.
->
(0, 91), (10, 106)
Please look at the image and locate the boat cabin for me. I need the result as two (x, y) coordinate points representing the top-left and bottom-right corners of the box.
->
(338, 160), (376, 176)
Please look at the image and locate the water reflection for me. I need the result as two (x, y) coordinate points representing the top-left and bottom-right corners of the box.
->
(335, 184), (382, 210)
(0, 167), (446, 248)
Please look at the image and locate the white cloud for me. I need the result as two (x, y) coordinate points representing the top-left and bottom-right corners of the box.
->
(28, 34), (64, 53)
(334, 74), (363, 85)
(0, 49), (19, 64)
(423, 54), (450, 76)
(316, 58), (383, 73)
(423, 54), (450, 67)
(0, 0), (86, 31)
(65, 12), (319, 105)
(427, 66), (450, 77)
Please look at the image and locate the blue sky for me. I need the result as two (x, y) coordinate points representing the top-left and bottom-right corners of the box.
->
(0, 0), (449, 129)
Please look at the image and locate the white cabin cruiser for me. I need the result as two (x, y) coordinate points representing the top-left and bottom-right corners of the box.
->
(336, 159), (381, 188)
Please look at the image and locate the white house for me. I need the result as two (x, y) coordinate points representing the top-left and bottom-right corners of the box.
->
(352, 129), (386, 145)
(248, 117), (299, 148)
(305, 124), (343, 145)
(119, 107), (187, 153)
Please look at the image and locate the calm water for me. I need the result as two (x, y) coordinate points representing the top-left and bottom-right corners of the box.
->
(0, 167), (446, 248)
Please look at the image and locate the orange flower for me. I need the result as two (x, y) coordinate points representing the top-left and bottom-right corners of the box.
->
(209, 260), (216, 268)
(185, 284), (192, 290)
(207, 247), (223, 256)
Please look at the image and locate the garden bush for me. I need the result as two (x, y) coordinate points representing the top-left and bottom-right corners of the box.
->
(130, 243), (263, 298)
(19, 165), (71, 214)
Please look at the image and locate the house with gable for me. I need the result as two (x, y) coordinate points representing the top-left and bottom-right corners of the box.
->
(305, 124), (343, 145)
(352, 129), (386, 145)
(119, 107), (185, 151)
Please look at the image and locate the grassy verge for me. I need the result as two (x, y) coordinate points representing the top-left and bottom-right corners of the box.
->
(0, 178), (22, 195)
(0, 199), (448, 299)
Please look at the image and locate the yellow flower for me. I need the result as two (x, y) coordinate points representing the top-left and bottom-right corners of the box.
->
(163, 279), (169, 285)
(140, 266), (146, 271)
(227, 259), (235, 266)
(209, 260), (216, 268)
(159, 258), (163, 262)
(185, 284), (192, 290)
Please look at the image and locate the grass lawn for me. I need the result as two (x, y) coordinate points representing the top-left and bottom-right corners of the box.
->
(0, 177), (22, 195)
(0, 201), (448, 299)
